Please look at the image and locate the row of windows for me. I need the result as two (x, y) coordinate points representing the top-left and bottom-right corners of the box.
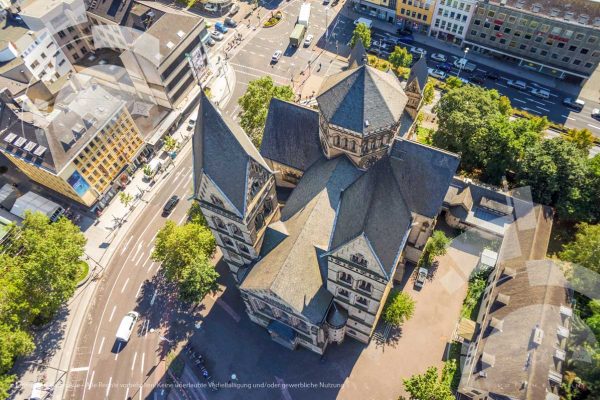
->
(220, 234), (250, 255)
(338, 271), (374, 295)
(399, 8), (429, 21)
(439, 0), (472, 12)
(212, 216), (244, 238)
(400, 0), (431, 10)
(253, 299), (310, 334)
(437, 7), (468, 23)
(435, 20), (465, 35)
(337, 287), (371, 308)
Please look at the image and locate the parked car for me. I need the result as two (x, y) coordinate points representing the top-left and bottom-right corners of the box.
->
(530, 88), (550, 99)
(469, 73), (486, 85)
(397, 35), (414, 44)
(162, 195), (180, 216)
(428, 68), (447, 80)
(225, 17), (237, 27)
(116, 311), (139, 342)
(211, 30), (224, 41)
(485, 71), (500, 80)
(304, 34), (314, 46)
(414, 267), (428, 288)
(410, 46), (427, 57)
(459, 77), (470, 85)
(205, 37), (216, 46)
(271, 50), (283, 63)
(215, 21), (228, 33)
(592, 108), (600, 120)
(397, 28), (413, 36)
(563, 97), (585, 111)
(436, 62), (453, 72)
(431, 53), (447, 62)
(228, 4), (240, 16)
(507, 79), (527, 90)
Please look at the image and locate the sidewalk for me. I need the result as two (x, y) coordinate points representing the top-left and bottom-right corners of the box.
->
(11, 64), (235, 400)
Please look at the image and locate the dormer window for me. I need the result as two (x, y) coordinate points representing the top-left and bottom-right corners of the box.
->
(338, 271), (353, 285)
(210, 194), (224, 208)
(355, 295), (369, 307)
(337, 288), (350, 299)
(357, 280), (372, 294)
(351, 253), (368, 267)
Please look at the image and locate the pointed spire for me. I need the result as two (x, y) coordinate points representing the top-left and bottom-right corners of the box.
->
(348, 39), (368, 69)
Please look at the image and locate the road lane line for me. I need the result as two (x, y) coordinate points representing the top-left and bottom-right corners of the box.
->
(139, 385), (142, 400)
(71, 366), (90, 372)
(496, 83), (508, 88)
(131, 352), (137, 371)
(150, 289), (158, 306)
(535, 105), (550, 112)
(121, 278), (130, 293)
(124, 387), (129, 400)
(561, 115), (576, 120)
(150, 231), (158, 242)
(131, 243), (143, 262)
(135, 251), (145, 265)
(147, 261), (157, 273)
(108, 305), (117, 322)
(135, 282), (143, 298)
(106, 376), (112, 397)
(142, 251), (153, 266)
(178, 213), (188, 225)
(513, 98), (527, 104)
(87, 370), (95, 390)
(97, 337), (105, 354)
(115, 342), (121, 360)
(120, 236), (133, 256)
(141, 353), (145, 374)
(588, 124), (600, 130)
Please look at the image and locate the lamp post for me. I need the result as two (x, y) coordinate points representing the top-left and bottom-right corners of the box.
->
(325, 6), (330, 43)
(457, 47), (469, 78)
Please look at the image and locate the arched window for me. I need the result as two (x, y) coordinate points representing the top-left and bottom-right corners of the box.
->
(238, 244), (250, 254)
(355, 295), (369, 307)
(342, 137), (347, 149)
(351, 253), (368, 267)
(213, 216), (226, 229)
(220, 234), (235, 248)
(334, 136), (340, 146)
(230, 224), (243, 238)
(338, 271), (353, 285)
(370, 140), (376, 150)
(357, 280), (372, 294)
(210, 194), (224, 208)
(350, 140), (356, 152)
(383, 135), (389, 145)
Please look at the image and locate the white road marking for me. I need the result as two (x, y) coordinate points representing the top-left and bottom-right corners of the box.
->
(97, 337), (105, 354)
(150, 231), (158, 243)
(70, 366), (90, 372)
(178, 213), (188, 225)
(124, 387), (129, 400)
(588, 124), (600, 130)
(141, 353), (145, 374)
(535, 105), (551, 112)
(147, 261), (157, 273)
(513, 98), (527, 104)
(496, 83), (508, 88)
(87, 370), (95, 390)
(120, 236), (134, 256)
(131, 243), (143, 262)
(115, 342), (121, 360)
(108, 305), (117, 322)
(106, 376), (112, 397)
(142, 251), (153, 266)
(135, 251), (145, 265)
(216, 298), (241, 322)
(121, 278), (129, 293)
(135, 282), (143, 298)
(561, 115), (576, 120)
(527, 98), (546, 106)
(150, 289), (158, 306)
(476, 68), (486, 73)
(139, 385), (142, 400)
(131, 352), (137, 371)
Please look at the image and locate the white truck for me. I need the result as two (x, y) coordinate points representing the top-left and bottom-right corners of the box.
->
(298, 3), (311, 27)
(354, 17), (373, 29)
(453, 57), (477, 72)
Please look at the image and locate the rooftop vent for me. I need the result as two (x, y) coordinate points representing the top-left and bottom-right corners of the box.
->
(560, 305), (573, 317)
(499, 0), (507, 6)
(481, 352), (495, 368)
(564, 11), (575, 21)
(496, 293), (510, 306)
(33, 145), (47, 157)
(489, 317), (504, 332)
(515, 0), (525, 9)
(557, 325), (570, 338)
(549, 8), (560, 17)
(177, 30), (185, 38)
(3, 132), (17, 143)
(364, 119), (370, 127)
(548, 370), (563, 384)
(531, 3), (541, 13)
(578, 14), (589, 25)
(166, 41), (174, 49)
(554, 349), (566, 361)
(533, 327), (544, 345)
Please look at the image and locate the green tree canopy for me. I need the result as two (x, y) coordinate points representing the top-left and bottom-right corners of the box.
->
(421, 230), (451, 266)
(559, 223), (600, 274)
(402, 360), (456, 400)
(238, 76), (294, 147)
(422, 82), (435, 106)
(564, 128), (595, 153)
(383, 291), (415, 327)
(444, 76), (463, 89)
(178, 255), (220, 303)
(350, 22), (371, 48)
(389, 46), (412, 69)
(163, 135), (179, 152)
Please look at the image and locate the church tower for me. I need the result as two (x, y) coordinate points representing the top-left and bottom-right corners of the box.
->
(404, 57), (428, 120)
(192, 92), (278, 282)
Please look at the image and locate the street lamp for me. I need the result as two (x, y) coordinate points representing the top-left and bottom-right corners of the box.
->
(457, 47), (470, 78)
(325, 6), (330, 43)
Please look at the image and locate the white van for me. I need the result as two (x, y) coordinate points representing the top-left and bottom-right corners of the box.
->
(116, 311), (139, 342)
(354, 17), (373, 29)
(29, 383), (44, 400)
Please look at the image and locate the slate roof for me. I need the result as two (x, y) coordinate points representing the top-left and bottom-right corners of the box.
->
(330, 157), (413, 277)
(241, 156), (363, 324)
(407, 56), (429, 93)
(316, 65), (408, 136)
(348, 39), (368, 68)
(260, 98), (324, 172)
(389, 139), (460, 218)
(192, 91), (271, 216)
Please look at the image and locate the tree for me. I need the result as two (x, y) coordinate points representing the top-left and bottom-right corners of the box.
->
(564, 128), (594, 153)
(421, 230), (451, 266)
(383, 291), (415, 327)
(389, 46), (412, 68)
(350, 22), (371, 48)
(422, 82), (435, 106)
(178, 255), (220, 303)
(559, 223), (600, 275)
(119, 192), (134, 207)
(163, 136), (179, 153)
(0, 323), (34, 397)
(142, 164), (153, 178)
(444, 76), (463, 89)
(187, 201), (207, 226)
(402, 360), (457, 400)
(238, 76), (294, 147)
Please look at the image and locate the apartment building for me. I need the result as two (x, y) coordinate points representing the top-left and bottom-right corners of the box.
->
(430, 0), (477, 45)
(0, 11), (74, 84)
(464, 0), (600, 84)
(396, 0), (437, 32)
(0, 84), (146, 208)
(18, 0), (94, 64)
(353, 0), (397, 23)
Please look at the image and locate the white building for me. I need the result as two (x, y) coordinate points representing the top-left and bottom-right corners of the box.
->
(429, 0), (477, 46)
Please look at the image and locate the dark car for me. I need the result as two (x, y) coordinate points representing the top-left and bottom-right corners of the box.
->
(225, 17), (237, 27)
(436, 62), (453, 72)
(397, 28), (413, 36)
(485, 71), (500, 80)
(228, 4), (240, 16)
(470, 73), (486, 85)
(162, 195), (180, 216)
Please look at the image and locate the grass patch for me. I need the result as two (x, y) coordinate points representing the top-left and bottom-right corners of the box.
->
(461, 269), (492, 320)
(416, 127), (434, 145)
(447, 341), (462, 391)
(77, 261), (89, 282)
(166, 350), (185, 377)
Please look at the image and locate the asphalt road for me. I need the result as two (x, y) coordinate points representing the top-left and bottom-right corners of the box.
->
(369, 27), (600, 137)
(65, 146), (198, 400)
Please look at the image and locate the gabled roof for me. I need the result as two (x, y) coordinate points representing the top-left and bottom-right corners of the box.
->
(192, 91), (271, 215)
(389, 139), (460, 218)
(330, 157), (413, 276)
(407, 56), (429, 93)
(348, 39), (368, 68)
(316, 65), (408, 136)
(260, 98), (324, 172)
(241, 156), (363, 324)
